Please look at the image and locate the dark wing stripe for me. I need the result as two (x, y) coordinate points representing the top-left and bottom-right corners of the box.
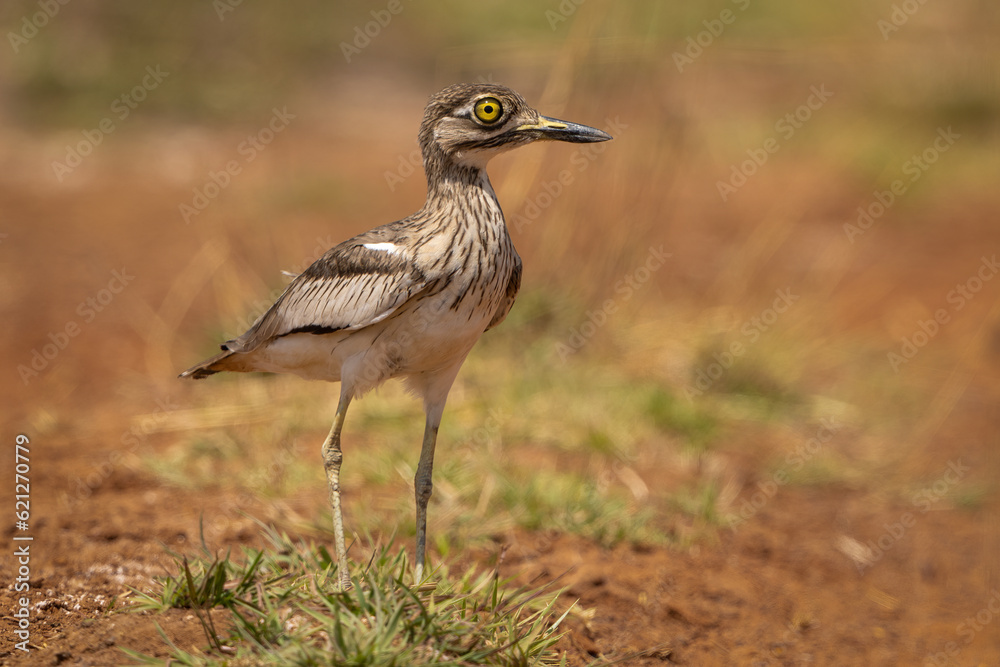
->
(286, 324), (344, 336)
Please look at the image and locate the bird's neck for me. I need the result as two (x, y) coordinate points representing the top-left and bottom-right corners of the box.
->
(420, 160), (503, 226)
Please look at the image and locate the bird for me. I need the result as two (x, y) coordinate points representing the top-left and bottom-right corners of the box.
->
(180, 83), (612, 587)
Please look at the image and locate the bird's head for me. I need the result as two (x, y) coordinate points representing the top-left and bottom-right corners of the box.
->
(418, 83), (612, 171)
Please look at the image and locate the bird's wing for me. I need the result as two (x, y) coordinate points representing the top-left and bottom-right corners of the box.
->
(224, 227), (428, 354)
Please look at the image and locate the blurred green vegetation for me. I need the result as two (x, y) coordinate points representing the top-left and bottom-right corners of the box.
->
(3, 0), (998, 138)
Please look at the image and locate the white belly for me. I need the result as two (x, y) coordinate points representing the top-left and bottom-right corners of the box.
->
(245, 284), (497, 395)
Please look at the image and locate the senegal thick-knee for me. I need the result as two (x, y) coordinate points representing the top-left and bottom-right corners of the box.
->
(181, 84), (611, 587)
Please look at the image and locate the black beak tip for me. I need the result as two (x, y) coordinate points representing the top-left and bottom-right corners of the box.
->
(559, 125), (613, 144)
(536, 116), (613, 144)
(565, 130), (612, 144)
(589, 128), (613, 143)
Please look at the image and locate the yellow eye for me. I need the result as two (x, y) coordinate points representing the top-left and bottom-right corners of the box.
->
(474, 97), (503, 124)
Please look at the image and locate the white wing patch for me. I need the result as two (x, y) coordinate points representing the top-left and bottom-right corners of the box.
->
(363, 242), (402, 255)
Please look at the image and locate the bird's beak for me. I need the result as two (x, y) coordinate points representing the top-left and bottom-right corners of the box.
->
(516, 116), (612, 143)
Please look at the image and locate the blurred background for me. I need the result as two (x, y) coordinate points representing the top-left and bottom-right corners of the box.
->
(2, 1), (998, 664)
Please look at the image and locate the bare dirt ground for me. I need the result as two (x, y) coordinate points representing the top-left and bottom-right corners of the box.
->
(2, 89), (999, 665)
(2, 395), (997, 666)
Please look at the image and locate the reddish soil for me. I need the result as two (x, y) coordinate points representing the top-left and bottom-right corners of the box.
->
(2, 423), (997, 666)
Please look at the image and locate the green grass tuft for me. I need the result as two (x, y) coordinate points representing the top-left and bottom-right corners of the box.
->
(124, 524), (570, 666)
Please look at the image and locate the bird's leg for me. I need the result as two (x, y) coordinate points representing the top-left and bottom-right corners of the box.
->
(411, 363), (464, 584)
(413, 412), (441, 583)
(321, 391), (353, 589)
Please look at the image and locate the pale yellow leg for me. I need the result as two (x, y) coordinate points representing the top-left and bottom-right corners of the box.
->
(413, 415), (440, 583)
(321, 392), (353, 589)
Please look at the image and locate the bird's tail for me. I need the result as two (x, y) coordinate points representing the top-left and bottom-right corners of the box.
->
(179, 348), (242, 379)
